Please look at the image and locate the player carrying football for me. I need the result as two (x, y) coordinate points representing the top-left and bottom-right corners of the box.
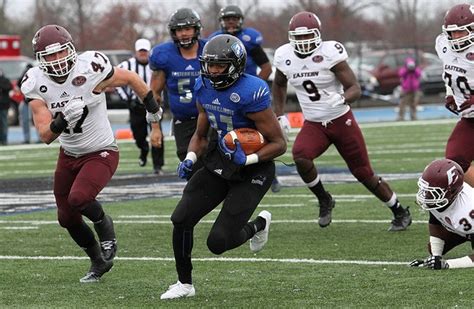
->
(160, 34), (286, 299)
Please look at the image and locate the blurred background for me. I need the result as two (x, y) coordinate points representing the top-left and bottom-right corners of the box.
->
(0, 0), (463, 132)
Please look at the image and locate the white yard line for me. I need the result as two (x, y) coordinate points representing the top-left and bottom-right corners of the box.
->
(0, 219), (426, 225)
(0, 255), (407, 266)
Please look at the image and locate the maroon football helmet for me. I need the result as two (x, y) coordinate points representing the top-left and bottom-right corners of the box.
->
(416, 159), (464, 210)
(32, 25), (77, 77)
(442, 4), (474, 52)
(288, 11), (322, 55)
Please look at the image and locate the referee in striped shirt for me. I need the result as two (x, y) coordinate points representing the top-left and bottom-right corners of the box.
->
(117, 39), (164, 174)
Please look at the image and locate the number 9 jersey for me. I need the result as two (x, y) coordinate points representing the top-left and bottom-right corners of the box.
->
(273, 40), (349, 122)
(20, 51), (116, 155)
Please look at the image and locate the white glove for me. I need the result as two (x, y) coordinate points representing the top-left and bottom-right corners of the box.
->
(146, 107), (163, 123)
(277, 115), (291, 141)
(63, 97), (85, 126)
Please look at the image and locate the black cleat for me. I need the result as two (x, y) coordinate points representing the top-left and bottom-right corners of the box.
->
(318, 193), (335, 228)
(139, 150), (148, 167)
(388, 206), (412, 231)
(79, 259), (113, 283)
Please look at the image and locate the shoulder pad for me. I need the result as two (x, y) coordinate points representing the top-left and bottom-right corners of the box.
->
(19, 68), (37, 95)
(149, 43), (171, 70)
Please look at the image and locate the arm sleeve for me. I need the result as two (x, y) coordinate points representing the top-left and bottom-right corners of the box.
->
(249, 45), (270, 66)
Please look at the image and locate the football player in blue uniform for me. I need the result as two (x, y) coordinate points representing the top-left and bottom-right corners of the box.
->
(149, 8), (208, 179)
(160, 34), (287, 300)
(209, 4), (283, 192)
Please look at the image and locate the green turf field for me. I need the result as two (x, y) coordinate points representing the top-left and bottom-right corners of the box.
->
(0, 119), (472, 308)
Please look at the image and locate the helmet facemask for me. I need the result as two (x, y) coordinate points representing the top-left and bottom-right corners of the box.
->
(416, 177), (462, 210)
(289, 28), (322, 55)
(443, 23), (474, 52)
(37, 41), (76, 78)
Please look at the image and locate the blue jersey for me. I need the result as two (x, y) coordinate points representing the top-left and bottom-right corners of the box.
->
(195, 74), (271, 137)
(208, 28), (263, 76)
(149, 39), (207, 121)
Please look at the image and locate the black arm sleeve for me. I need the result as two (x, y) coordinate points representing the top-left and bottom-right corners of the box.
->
(249, 45), (270, 66)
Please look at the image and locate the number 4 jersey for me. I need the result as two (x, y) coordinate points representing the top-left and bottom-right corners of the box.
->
(21, 51), (116, 155)
(436, 34), (474, 117)
(274, 41), (349, 122)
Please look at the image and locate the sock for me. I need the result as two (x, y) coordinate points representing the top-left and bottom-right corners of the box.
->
(172, 227), (193, 284)
(307, 176), (331, 203)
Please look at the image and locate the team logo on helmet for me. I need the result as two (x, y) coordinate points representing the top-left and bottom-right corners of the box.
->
(231, 42), (243, 58)
(230, 92), (241, 103)
(312, 55), (323, 63)
(72, 76), (87, 86)
(466, 52), (474, 61)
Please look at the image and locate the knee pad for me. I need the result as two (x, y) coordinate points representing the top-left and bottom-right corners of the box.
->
(206, 231), (226, 255)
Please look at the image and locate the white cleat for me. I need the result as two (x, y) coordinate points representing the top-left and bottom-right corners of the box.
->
(160, 281), (196, 300)
(250, 210), (271, 253)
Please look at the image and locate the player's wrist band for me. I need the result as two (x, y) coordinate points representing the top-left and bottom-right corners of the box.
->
(50, 113), (67, 134)
(143, 90), (160, 114)
(446, 256), (473, 269)
(245, 153), (259, 166)
(185, 152), (197, 164)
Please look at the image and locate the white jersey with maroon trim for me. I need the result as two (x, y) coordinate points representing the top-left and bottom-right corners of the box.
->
(273, 41), (350, 122)
(430, 183), (474, 238)
(436, 34), (474, 118)
(21, 51), (116, 155)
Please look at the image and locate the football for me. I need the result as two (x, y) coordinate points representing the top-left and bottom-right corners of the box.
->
(224, 128), (268, 155)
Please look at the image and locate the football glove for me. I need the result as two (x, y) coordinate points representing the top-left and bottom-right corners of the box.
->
(408, 259), (425, 267)
(218, 137), (247, 166)
(63, 97), (85, 125)
(146, 107), (163, 123)
(277, 115), (291, 141)
(177, 159), (193, 179)
(459, 95), (474, 114)
(445, 95), (459, 115)
(424, 255), (449, 270)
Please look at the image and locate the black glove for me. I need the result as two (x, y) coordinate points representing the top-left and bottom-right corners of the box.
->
(424, 255), (449, 270)
(409, 259), (425, 267)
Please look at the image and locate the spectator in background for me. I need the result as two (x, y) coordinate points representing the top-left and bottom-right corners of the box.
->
(18, 63), (35, 143)
(397, 57), (422, 121)
(0, 69), (12, 145)
(117, 38), (164, 175)
(208, 4), (282, 193)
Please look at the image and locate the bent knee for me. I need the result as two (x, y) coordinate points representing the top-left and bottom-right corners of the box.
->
(58, 211), (82, 228)
(67, 191), (90, 209)
(207, 232), (227, 255)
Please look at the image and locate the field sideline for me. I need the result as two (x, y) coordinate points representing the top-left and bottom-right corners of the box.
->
(0, 119), (472, 307)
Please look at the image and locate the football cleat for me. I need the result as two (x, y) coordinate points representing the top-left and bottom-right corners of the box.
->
(100, 239), (117, 262)
(318, 193), (335, 228)
(388, 206), (412, 231)
(160, 281), (196, 300)
(250, 210), (272, 253)
(79, 259), (113, 283)
(139, 149), (148, 167)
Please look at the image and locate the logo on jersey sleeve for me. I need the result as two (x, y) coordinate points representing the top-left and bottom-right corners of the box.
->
(466, 52), (474, 61)
(230, 93), (240, 103)
(40, 85), (47, 93)
(242, 34), (251, 42)
(72, 75), (87, 86)
(312, 55), (323, 63)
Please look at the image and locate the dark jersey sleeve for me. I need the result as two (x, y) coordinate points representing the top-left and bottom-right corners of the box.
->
(249, 45), (270, 67)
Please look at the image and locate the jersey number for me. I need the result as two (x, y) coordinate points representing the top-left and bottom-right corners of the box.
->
(458, 210), (474, 232)
(55, 106), (89, 134)
(443, 72), (474, 96)
(302, 80), (321, 102)
(91, 52), (108, 73)
(207, 111), (233, 132)
(178, 78), (193, 103)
